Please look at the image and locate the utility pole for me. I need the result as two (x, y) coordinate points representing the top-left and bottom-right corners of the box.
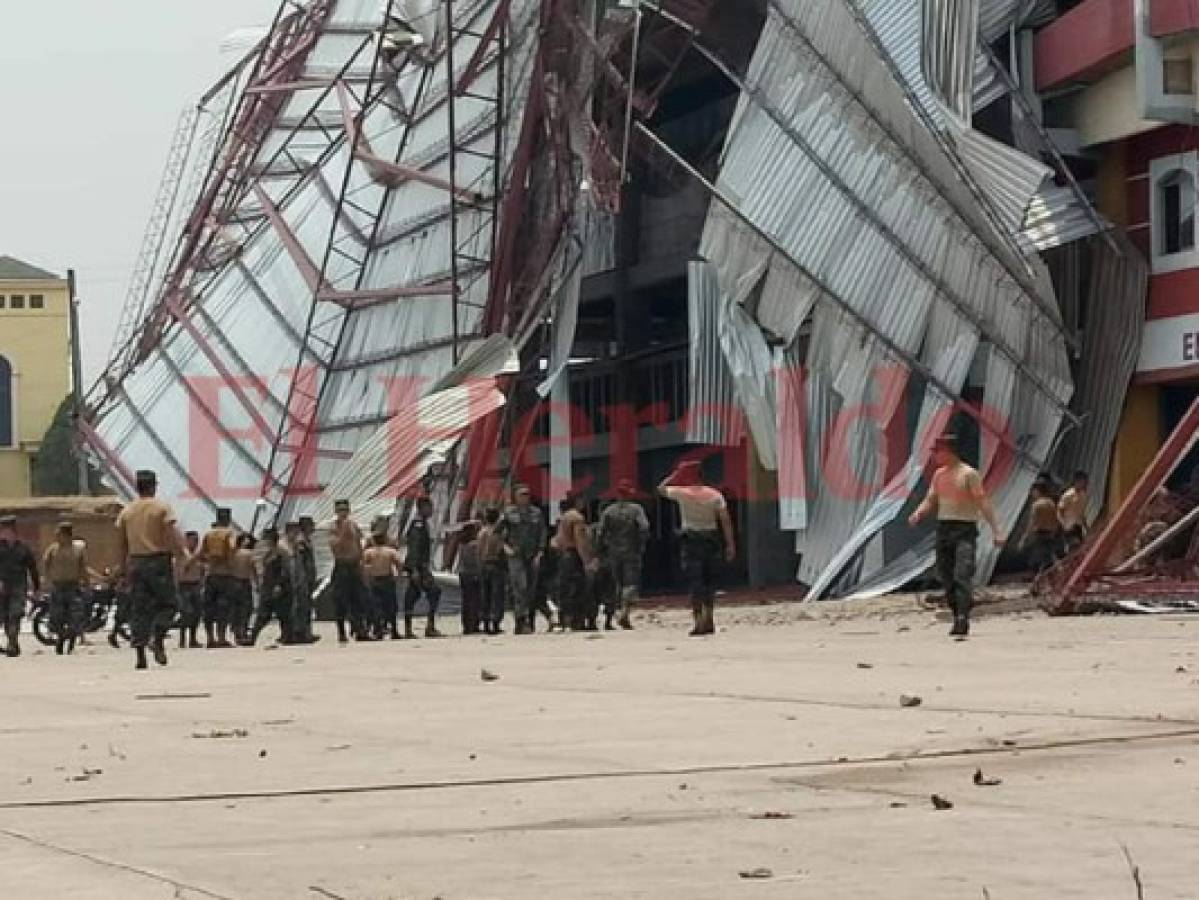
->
(67, 269), (89, 495)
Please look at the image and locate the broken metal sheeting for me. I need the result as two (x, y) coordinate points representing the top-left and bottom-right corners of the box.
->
(684, 0), (1135, 599)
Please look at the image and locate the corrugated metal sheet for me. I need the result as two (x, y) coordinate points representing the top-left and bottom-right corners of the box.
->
(952, 123), (1050, 236)
(1022, 185), (1111, 251)
(90, 0), (548, 533)
(1052, 233), (1149, 523)
(696, 0), (1074, 595)
(685, 257), (743, 447)
(922, 0), (979, 121)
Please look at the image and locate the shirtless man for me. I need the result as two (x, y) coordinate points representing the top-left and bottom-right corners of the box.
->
(555, 494), (596, 631)
(363, 531), (403, 639)
(909, 435), (1004, 638)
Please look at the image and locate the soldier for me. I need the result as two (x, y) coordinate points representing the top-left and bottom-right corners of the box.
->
(457, 521), (483, 635)
(114, 470), (182, 669)
(499, 485), (548, 634)
(363, 530), (403, 639)
(247, 527), (292, 645)
(200, 508), (239, 648)
(42, 521), (89, 655)
(1058, 470), (1090, 552)
(0, 514), (39, 657)
(402, 496), (443, 638)
(909, 434), (1005, 638)
(658, 461), (736, 637)
(555, 494), (597, 631)
(290, 517), (319, 644)
(478, 507), (510, 635)
(176, 531), (204, 649)
(597, 480), (650, 631)
(330, 499), (369, 642)
(230, 534), (258, 646)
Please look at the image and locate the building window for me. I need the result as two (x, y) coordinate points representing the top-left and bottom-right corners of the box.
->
(1150, 153), (1199, 274)
(0, 355), (12, 448)
(29, 295), (44, 309)
(1161, 170), (1195, 254)
(9, 295), (24, 310)
(0, 296), (6, 309)
(1164, 57), (1194, 95)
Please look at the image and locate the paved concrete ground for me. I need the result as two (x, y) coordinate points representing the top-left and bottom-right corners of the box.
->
(1, 601), (1197, 899)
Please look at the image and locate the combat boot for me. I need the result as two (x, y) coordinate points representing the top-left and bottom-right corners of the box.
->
(55, 634), (66, 656)
(389, 621), (401, 640)
(688, 602), (704, 637)
(425, 616), (444, 639)
(189, 626), (200, 648)
(152, 638), (169, 666)
(700, 603), (716, 636)
(205, 622), (217, 648)
(604, 611), (615, 631)
(108, 630), (120, 649)
(67, 633), (78, 655)
(404, 615), (416, 639)
(215, 623), (234, 648)
(949, 603), (970, 638)
(618, 603), (633, 631)
(135, 646), (148, 670)
(336, 620), (349, 643)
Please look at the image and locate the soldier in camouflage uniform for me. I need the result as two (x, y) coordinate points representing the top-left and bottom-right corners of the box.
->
(402, 496), (443, 638)
(0, 514), (39, 657)
(499, 485), (548, 634)
(597, 480), (650, 630)
(250, 527), (294, 645)
(176, 531), (204, 649)
(291, 516), (319, 643)
(115, 470), (181, 669)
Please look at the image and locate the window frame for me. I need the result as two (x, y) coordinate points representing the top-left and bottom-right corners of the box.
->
(1150, 152), (1199, 274)
(8, 295), (24, 310)
(29, 294), (44, 309)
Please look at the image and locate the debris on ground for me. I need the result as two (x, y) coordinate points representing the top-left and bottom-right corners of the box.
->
(258, 749), (268, 758)
(68, 768), (103, 782)
(136, 693), (212, 701)
(326, 744), (352, 752)
(738, 867), (774, 880)
(750, 811), (794, 820)
(974, 769), (1003, 787)
(481, 669), (499, 682)
(857, 662), (874, 669)
(899, 694), (923, 708)
(931, 794), (954, 811)
(191, 729), (249, 740)
(889, 801), (907, 808)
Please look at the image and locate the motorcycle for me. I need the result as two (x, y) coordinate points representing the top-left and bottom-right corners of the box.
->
(31, 581), (130, 647)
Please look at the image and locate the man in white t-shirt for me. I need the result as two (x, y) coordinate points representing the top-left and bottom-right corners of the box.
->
(658, 460), (736, 637)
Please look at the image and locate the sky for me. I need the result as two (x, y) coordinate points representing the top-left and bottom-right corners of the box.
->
(0, 0), (282, 380)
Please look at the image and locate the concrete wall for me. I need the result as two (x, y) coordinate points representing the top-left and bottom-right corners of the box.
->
(0, 276), (71, 496)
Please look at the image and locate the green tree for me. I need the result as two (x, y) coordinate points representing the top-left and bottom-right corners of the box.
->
(32, 396), (104, 496)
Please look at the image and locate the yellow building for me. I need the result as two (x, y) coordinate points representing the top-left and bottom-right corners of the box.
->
(0, 256), (71, 497)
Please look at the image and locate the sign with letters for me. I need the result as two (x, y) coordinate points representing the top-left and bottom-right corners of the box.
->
(1138, 312), (1199, 376)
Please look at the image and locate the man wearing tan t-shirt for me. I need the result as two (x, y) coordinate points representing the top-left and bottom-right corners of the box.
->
(909, 435), (1004, 638)
(1023, 481), (1063, 575)
(176, 531), (204, 649)
(363, 532), (402, 639)
(115, 469), (182, 669)
(200, 508), (239, 648)
(43, 521), (88, 656)
(658, 460), (736, 637)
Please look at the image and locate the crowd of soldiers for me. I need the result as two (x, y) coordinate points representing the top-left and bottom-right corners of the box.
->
(0, 458), (739, 670)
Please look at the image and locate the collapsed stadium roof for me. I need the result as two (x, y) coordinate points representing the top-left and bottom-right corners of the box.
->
(83, 0), (1147, 597)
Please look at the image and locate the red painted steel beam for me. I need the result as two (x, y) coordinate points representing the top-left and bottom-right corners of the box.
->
(334, 81), (484, 201)
(76, 417), (137, 497)
(166, 295), (279, 441)
(252, 183), (328, 292)
(455, 0), (514, 97)
(1061, 394), (1199, 606)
